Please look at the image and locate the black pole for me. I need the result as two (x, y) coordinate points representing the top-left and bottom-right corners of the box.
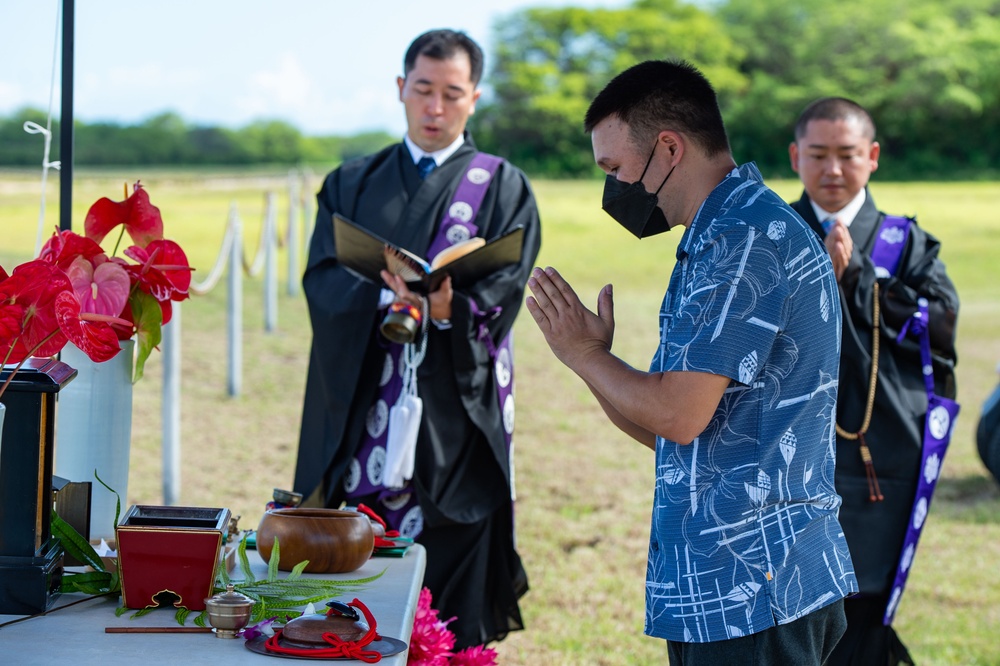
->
(59, 0), (74, 231)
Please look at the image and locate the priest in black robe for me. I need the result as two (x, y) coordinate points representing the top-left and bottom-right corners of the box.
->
(293, 29), (541, 648)
(789, 97), (958, 666)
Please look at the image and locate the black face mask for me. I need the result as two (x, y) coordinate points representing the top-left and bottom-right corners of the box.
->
(601, 141), (675, 238)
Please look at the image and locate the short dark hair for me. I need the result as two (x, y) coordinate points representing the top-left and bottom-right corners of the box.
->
(584, 59), (731, 157)
(794, 97), (876, 142)
(403, 29), (484, 86)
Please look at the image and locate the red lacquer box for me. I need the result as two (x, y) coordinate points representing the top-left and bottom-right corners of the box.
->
(116, 505), (231, 611)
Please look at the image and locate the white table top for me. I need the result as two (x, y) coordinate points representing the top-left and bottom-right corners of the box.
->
(0, 544), (426, 665)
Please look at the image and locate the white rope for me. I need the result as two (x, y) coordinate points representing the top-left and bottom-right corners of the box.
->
(243, 193), (274, 278)
(186, 171), (312, 296)
(25, 0), (63, 255)
(189, 204), (239, 296)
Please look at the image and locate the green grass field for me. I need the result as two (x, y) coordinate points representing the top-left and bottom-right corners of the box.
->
(2, 169), (999, 664)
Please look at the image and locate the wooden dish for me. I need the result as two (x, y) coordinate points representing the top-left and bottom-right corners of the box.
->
(255, 508), (374, 573)
(280, 613), (370, 647)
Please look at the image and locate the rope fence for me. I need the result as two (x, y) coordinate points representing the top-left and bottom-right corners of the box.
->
(159, 169), (315, 504)
(19, 4), (320, 506)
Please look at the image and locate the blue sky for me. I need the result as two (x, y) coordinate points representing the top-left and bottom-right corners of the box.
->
(1, 0), (628, 137)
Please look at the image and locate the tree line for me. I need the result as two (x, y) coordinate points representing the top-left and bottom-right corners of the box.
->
(3, 0), (998, 180)
(0, 110), (394, 170)
(476, 0), (1000, 179)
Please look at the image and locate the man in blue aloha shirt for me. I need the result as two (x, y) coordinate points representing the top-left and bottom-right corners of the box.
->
(526, 60), (857, 664)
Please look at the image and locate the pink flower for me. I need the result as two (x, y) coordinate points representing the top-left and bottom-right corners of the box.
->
(450, 645), (499, 666)
(407, 587), (455, 666)
(65, 256), (130, 318)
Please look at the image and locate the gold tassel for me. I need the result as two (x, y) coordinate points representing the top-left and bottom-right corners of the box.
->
(858, 433), (884, 502)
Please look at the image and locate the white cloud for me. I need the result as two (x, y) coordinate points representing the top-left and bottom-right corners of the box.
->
(0, 81), (26, 113)
(235, 53), (315, 123)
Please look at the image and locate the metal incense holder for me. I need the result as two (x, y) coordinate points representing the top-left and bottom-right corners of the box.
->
(380, 300), (422, 344)
(205, 584), (254, 638)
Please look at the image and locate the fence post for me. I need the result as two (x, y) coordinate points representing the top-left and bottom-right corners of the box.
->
(162, 303), (182, 505)
(228, 204), (243, 397)
(302, 170), (314, 257)
(264, 191), (278, 332)
(286, 171), (300, 297)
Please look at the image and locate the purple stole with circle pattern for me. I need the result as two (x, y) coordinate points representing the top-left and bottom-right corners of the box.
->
(868, 215), (961, 625)
(343, 153), (512, 538)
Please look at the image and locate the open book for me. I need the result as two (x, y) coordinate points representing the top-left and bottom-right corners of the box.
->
(333, 213), (525, 293)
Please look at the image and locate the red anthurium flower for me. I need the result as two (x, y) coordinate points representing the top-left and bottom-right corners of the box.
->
(108, 298), (138, 341)
(0, 300), (25, 347)
(84, 181), (164, 250)
(0, 260), (72, 362)
(53, 291), (125, 363)
(158, 297), (173, 326)
(124, 240), (192, 302)
(119, 258), (174, 302)
(66, 256), (130, 318)
(38, 228), (105, 271)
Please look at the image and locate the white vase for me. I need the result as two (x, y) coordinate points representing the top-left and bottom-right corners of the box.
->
(55, 339), (135, 541)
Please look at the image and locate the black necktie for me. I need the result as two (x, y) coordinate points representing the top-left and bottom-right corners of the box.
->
(417, 156), (437, 179)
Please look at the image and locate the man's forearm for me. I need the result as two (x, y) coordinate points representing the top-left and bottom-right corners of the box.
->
(568, 348), (725, 446)
(584, 378), (656, 450)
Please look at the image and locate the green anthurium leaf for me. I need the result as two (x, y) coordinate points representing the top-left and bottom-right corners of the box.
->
(194, 612), (208, 627)
(128, 290), (162, 383)
(175, 607), (191, 625)
(130, 608), (154, 618)
(115, 606), (128, 617)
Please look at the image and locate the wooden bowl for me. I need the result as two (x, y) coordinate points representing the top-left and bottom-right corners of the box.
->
(255, 508), (374, 573)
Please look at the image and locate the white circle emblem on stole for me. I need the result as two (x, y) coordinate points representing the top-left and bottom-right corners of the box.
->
(344, 459), (362, 493)
(449, 201), (474, 223)
(399, 505), (424, 538)
(383, 492), (411, 511)
(900, 543), (915, 572)
(467, 167), (491, 185)
(503, 393), (515, 435)
(367, 445), (386, 485)
(367, 400), (389, 438)
(495, 347), (512, 388)
(380, 353), (394, 387)
(912, 497), (928, 529)
(446, 224), (471, 244)
(929, 405), (950, 440)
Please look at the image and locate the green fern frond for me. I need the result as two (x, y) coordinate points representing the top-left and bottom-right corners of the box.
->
(92, 470), (122, 530)
(237, 534), (255, 584)
(266, 538), (280, 581)
(287, 561), (307, 579)
(51, 511), (106, 573)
